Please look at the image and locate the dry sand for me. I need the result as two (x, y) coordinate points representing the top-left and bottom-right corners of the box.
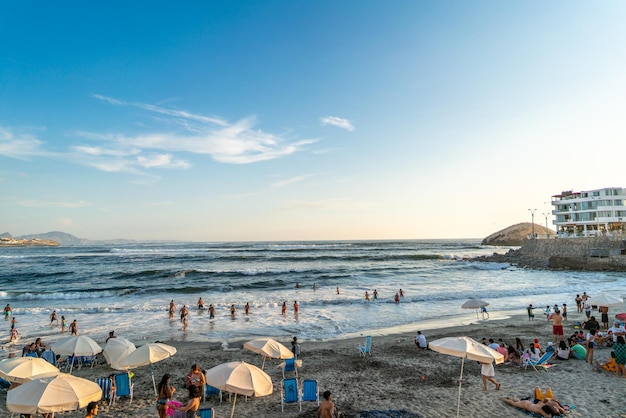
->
(2, 307), (625, 418)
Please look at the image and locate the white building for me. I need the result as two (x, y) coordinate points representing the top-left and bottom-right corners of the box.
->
(551, 187), (626, 238)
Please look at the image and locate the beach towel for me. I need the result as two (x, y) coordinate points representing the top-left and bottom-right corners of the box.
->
(359, 410), (424, 418)
(166, 400), (183, 417)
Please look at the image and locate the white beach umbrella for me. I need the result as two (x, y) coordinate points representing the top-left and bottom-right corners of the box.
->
(461, 299), (489, 319)
(205, 361), (273, 418)
(0, 357), (60, 384)
(589, 294), (624, 307)
(113, 342), (177, 395)
(51, 335), (102, 373)
(243, 337), (294, 369)
(7, 373), (102, 417)
(103, 337), (136, 368)
(429, 336), (504, 418)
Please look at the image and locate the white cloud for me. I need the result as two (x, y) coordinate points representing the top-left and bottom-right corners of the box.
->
(0, 127), (44, 159)
(271, 174), (316, 188)
(320, 116), (355, 131)
(79, 95), (318, 169)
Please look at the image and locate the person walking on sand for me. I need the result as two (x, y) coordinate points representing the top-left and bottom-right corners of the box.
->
(480, 361), (501, 391)
(49, 310), (59, 327)
(69, 319), (78, 335)
(481, 306), (489, 319)
(527, 304), (534, 321)
(551, 309), (564, 344)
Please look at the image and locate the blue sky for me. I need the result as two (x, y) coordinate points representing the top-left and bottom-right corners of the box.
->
(2, 1), (625, 241)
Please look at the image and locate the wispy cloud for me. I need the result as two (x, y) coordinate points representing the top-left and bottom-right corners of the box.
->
(271, 174), (317, 188)
(320, 116), (355, 131)
(75, 95), (318, 170)
(9, 197), (89, 208)
(0, 127), (45, 159)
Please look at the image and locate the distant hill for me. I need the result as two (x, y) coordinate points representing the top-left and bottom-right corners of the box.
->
(17, 231), (86, 246)
(482, 222), (555, 246)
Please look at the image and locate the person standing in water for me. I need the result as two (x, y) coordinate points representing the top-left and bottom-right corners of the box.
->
(281, 301), (287, 315)
(169, 300), (176, 318)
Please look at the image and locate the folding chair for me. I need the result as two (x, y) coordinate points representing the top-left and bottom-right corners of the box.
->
(96, 376), (115, 407)
(40, 350), (56, 366)
(301, 379), (319, 406)
(523, 352), (553, 372)
(203, 383), (222, 403)
(358, 336), (372, 356)
(198, 408), (215, 418)
(282, 357), (298, 379)
(281, 377), (301, 412)
(115, 372), (134, 404)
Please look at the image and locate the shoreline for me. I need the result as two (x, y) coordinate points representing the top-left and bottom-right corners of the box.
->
(2, 304), (624, 417)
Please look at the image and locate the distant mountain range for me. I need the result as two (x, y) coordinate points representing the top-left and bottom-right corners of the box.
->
(0, 231), (140, 246)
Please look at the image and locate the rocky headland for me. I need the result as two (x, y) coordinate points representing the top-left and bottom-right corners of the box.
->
(476, 224), (626, 271)
(0, 237), (59, 246)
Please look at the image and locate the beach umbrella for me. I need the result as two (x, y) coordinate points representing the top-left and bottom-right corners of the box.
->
(113, 342), (176, 395)
(461, 299), (489, 319)
(0, 357), (60, 384)
(51, 335), (102, 373)
(429, 336), (504, 418)
(205, 361), (273, 418)
(589, 294), (624, 307)
(243, 337), (294, 369)
(103, 337), (136, 369)
(7, 373), (102, 417)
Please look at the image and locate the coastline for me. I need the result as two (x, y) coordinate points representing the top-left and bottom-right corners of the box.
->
(2, 305), (624, 417)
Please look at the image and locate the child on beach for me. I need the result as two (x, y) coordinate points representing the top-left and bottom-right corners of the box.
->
(480, 361), (501, 391)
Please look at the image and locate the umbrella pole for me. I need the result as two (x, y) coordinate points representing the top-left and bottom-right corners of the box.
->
(151, 364), (157, 396)
(262, 356), (266, 370)
(456, 357), (465, 418)
(230, 393), (237, 418)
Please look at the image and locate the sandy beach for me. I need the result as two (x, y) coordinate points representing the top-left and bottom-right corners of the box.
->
(1, 306), (625, 418)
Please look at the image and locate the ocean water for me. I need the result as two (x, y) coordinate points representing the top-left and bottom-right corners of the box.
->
(1, 239), (624, 354)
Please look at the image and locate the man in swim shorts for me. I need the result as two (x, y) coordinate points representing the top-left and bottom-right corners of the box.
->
(4, 304), (12, 320)
(551, 309), (564, 343)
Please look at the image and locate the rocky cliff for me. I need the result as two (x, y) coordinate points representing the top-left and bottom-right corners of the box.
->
(481, 222), (554, 246)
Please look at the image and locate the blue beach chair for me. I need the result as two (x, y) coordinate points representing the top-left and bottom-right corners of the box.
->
(281, 357), (298, 379)
(281, 377), (301, 412)
(198, 408), (214, 418)
(96, 376), (115, 407)
(115, 372), (134, 404)
(358, 336), (372, 356)
(302, 379), (320, 406)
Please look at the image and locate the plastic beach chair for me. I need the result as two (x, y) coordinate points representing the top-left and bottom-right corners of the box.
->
(115, 372), (134, 404)
(281, 377), (301, 412)
(198, 408), (214, 418)
(96, 376), (115, 407)
(41, 350), (56, 366)
(358, 336), (372, 356)
(524, 352), (553, 372)
(281, 357), (298, 379)
(203, 383), (222, 403)
(301, 379), (320, 406)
